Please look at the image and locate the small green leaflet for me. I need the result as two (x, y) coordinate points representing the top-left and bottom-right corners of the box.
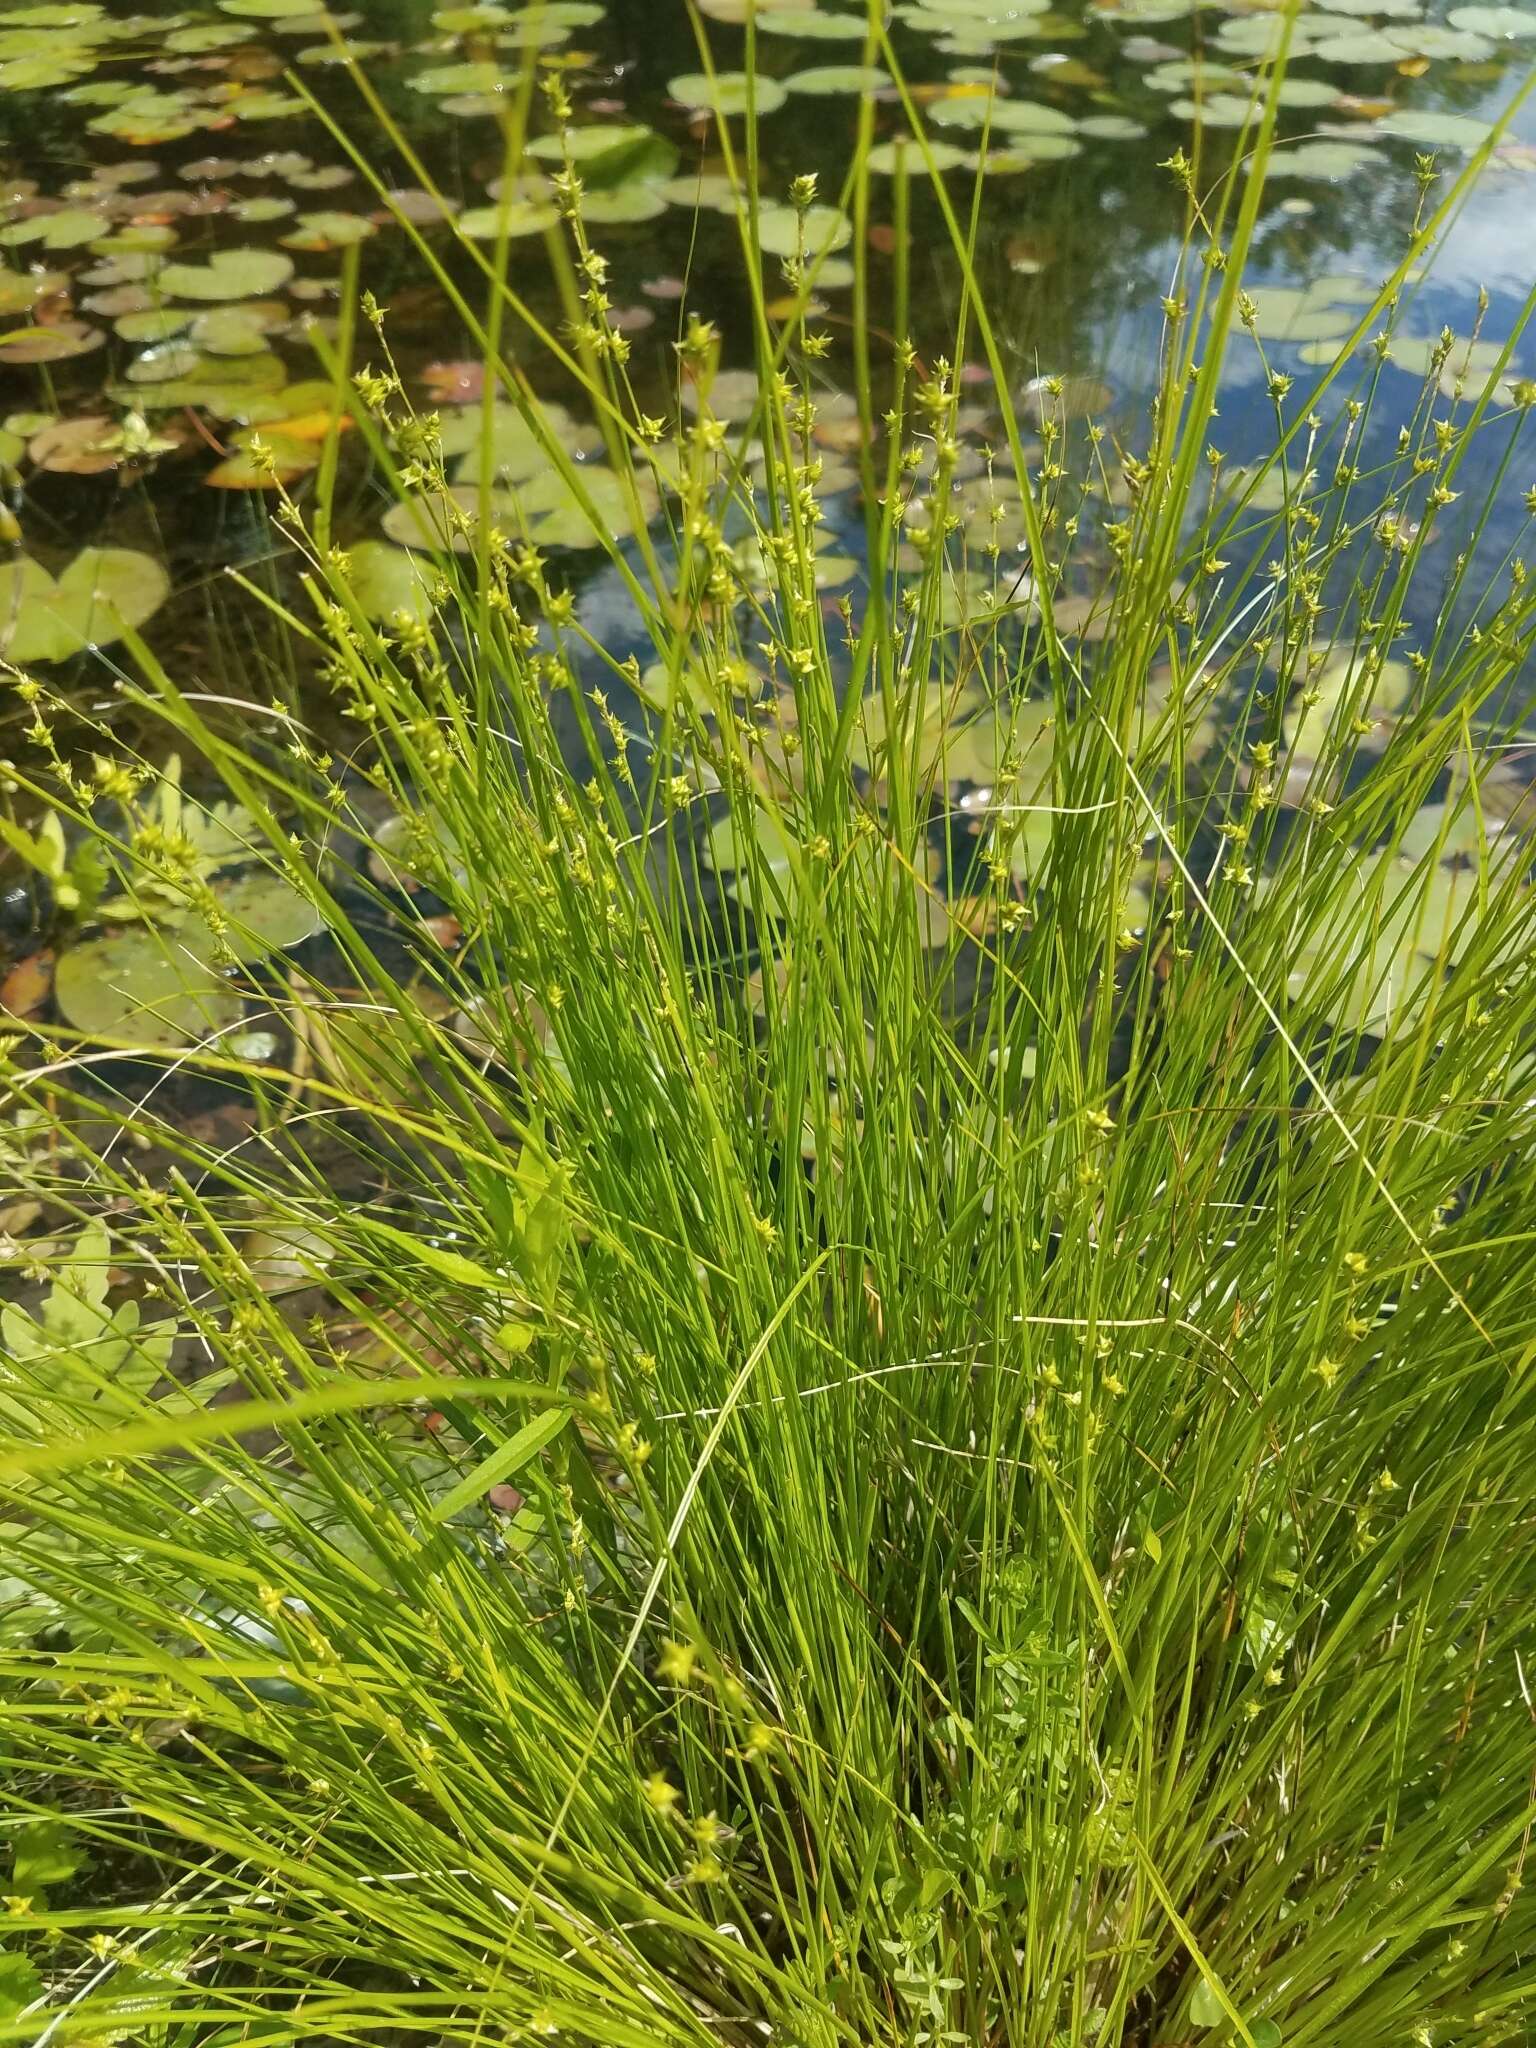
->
(429, 1404), (571, 1521)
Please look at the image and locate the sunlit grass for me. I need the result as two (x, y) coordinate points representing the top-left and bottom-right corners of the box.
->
(2, 21), (1536, 2048)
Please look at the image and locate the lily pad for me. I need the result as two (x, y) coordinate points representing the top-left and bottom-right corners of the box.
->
(280, 209), (377, 250)
(382, 482), (517, 553)
(232, 196), (296, 224)
(784, 63), (890, 92)
(513, 464), (657, 548)
(753, 202), (852, 257)
(159, 248), (295, 300)
(213, 869), (324, 957)
(220, 0), (317, 17)
(757, 6), (871, 33)
(524, 122), (678, 185)
(705, 806), (796, 910)
(0, 268), (66, 315)
(205, 431), (322, 487)
(188, 300), (289, 354)
(457, 198), (561, 240)
(0, 320), (103, 365)
(0, 206), (109, 251)
(113, 306), (192, 344)
(347, 538), (439, 625)
(54, 926), (241, 1049)
(28, 414), (143, 474)
(1448, 2), (1535, 31)
(442, 399), (601, 476)
(668, 71), (790, 117)
(866, 137), (967, 174)
(1379, 108), (1495, 150)
(0, 548), (170, 664)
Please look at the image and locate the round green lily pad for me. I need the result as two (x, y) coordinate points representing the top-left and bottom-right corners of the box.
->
(159, 249), (296, 301)
(784, 63), (890, 92)
(54, 926), (241, 1048)
(347, 538), (439, 625)
(668, 70), (790, 116)
(0, 548), (171, 664)
(1379, 107), (1494, 149)
(753, 201), (852, 256)
(213, 869), (325, 958)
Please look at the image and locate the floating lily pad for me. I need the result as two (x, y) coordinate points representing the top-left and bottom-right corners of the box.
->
(188, 300), (288, 354)
(54, 926), (241, 1049)
(668, 71), (790, 116)
(1448, 2), (1536, 31)
(1287, 844), (1525, 1036)
(784, 63), (890, 92)
(126, 338), (206, 383)
(205, 431), (321, 487)
(513, 464), (658, 548)
(753, 201), (852, 257)
(866, 137), (967, 173)
(381, 482), (518, 553)
(232, 195), (296, 224)
(221, 0), (317, 17)
(576, 183), (669, 224)
(1267, 140), (1373, 180)
(757, 6), (870, 33)
(113, 306), (192, 344)
(705, 806), (796, 910)
(524, 122), (678, 185)
(0, 206), (108, 250)
(117, 351), (289, 418)
(442, 399), (600, 474)
(347, 538), (439, 625)
(0, 548), (170, 665)
(411, 59), (507, 97)
(1379, 108), (1495, 150)
(280, 209), (377, 249)
(0, 268), (66, 315)
(28, 414), (136, 474)
(0, 319), (103, 364)
(457, 198), (561, 240)
(1284, 653), (1413, 771)
(290, 165), (355, 191)
(159, 248), (295, 300)
(213, 869), (325, 957)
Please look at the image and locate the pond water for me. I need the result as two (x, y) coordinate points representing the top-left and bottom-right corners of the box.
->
(2, 0), (1534, 690)
(1, 0), (1534, 1044)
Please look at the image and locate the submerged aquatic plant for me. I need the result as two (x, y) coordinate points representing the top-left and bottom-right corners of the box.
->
(1, 23), (1536, 2048)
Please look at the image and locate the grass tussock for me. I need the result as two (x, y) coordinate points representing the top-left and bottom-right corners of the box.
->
(2, 24), (1536, 2048)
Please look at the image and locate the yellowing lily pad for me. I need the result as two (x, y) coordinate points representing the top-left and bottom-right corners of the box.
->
(0, 548), (170, 664)
(159, 248), (295, 300)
